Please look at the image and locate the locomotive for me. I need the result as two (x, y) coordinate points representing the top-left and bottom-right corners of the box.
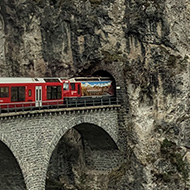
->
(0, 77), (115, 112)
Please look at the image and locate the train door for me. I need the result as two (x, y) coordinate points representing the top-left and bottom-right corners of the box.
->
(63, 81), (70, 97)
(35, 86), (42, 107)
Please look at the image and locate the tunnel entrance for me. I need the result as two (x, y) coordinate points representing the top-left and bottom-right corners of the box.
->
(93, 70), (116, 97)
(93, 70), (114, 79)
(46, 123), (122, 190)
(0, 141), (26, 190)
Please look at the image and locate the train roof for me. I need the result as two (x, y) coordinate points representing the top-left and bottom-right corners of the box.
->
(0, 77), (112, 84)
(69, 77), (111, 82)
(0, 77), (63, 83)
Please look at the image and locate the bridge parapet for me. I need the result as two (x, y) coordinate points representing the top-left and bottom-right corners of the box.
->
(0, 104), (121, 119)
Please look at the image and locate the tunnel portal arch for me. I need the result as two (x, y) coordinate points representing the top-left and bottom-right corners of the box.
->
(93, 69), (115, 79)
(46, 122), (121, 190)
(46, 113), (119, 162)
(93, 69), (117, 97)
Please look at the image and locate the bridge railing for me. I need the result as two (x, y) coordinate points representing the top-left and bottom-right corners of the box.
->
(64, 96), (119, 108)
(0, 97), (119, 113)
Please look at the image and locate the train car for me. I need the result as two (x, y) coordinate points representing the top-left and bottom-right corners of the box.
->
(0, 77), (64, 111)
(0, 77), (116, 112)
(62, 77), (115, 106)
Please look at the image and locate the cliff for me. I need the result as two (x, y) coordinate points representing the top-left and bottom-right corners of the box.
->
(0, 0), (189, 189)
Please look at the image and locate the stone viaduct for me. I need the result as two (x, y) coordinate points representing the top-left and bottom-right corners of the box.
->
(0, 104), (124, 190)
(0, 12), (128, 189)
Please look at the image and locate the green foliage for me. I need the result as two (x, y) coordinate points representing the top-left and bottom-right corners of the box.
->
(46, 177), (64, 188)
(108, 163), (128, 184)
(162, 172), (171, 182)
(89, 0), (102, 4)
(160, 139), (189, 181)
(160, 139), (176, 155)
(76, 173), (92, 190)
(160, 46), (187, 72)
(172, 153), (189, 180)
(78, 173), (88, 185)
(32, 0), (42, 3)
(102, 51), (127, 63)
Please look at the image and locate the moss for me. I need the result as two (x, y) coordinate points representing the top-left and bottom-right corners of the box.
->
(78, 173), (88, 185)
(160, 139), (176, 155)
(172, 153), (189, 180)
(142, 0), (162, 10)
(178, 55), (188, 72)
(32, 0), (44, 4)
(108, 163), (128, 183)
(89, 0), (102, 4)
(139, 84), (154, 105)
(102, 51), (127, 63)
(160, 139), (189, 181)
(46, 177), (64, 188)
(88, 15), (99, 25)
(76, 173), (92, 190)
(167, 55), (178, 67)
(160, 46), (187, 72)
(162, 172), (172, 182)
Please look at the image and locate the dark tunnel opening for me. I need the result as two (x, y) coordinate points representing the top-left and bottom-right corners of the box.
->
(93, 70), (116, 97)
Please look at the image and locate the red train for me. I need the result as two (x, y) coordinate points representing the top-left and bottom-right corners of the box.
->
(0, 77), (115, 112)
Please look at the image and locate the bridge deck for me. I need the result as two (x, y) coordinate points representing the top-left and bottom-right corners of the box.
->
(0, 104), (121, 118)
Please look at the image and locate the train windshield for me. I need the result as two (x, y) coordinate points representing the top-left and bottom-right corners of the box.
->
(63, 83), (69, 90)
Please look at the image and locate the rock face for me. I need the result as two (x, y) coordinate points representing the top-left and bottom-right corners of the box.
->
(0, 0), (189, 189)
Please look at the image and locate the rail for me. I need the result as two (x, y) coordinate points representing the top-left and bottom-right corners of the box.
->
(0, 97), (120, 114)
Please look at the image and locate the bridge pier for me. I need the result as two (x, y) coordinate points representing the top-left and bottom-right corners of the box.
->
(21, 159), (48, 190)
(24, 170), (46, 190)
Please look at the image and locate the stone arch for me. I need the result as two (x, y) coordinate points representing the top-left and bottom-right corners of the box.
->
(93, 69), (115, 78)
(74, 122), (118, 150)
(45, 115), (121, 189)
(88, 62), (129, 112)
(80, 62), (122, 87)
(84, 65), (123, 98)
(0, 133), (27, 190)
(79, 63), (124, 101)
(46, 114), (119, 163)
(0, 132), (21, 167)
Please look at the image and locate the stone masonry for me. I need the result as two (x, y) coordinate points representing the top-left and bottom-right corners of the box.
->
(0, 105), (121, 190)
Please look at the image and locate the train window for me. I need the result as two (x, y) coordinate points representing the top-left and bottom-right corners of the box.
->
(0, 87), (9, 98)
(11, 87), (25, 102)
(78, 85), (80, 95)
(57, 86), (61, 99)
(63, 83), (69, 90)
(47, 86), (62, 100)
(28, 90), (32, 97)
(71, 83), (75, 90)
(47, 86), (51, 100)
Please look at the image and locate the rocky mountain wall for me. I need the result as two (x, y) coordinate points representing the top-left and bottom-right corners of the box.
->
(0, 0), (189, 189)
